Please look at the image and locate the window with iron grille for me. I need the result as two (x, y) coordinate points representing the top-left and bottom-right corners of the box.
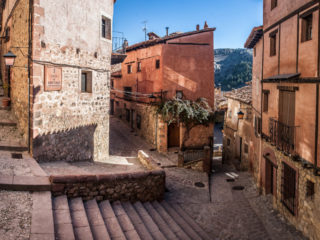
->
(301, 13), (313, 42)
(281, 162), (297, 215)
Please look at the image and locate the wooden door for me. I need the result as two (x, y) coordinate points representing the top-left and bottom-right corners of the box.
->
(168, 123), (180, 148)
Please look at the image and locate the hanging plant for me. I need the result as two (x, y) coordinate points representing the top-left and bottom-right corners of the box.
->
(157, 98), (215, 149)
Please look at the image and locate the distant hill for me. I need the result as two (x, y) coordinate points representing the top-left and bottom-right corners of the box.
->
(214, 48), (253, 91)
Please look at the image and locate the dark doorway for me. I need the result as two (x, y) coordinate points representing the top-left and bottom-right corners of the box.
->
(265, 158), (277, 196)
(110, 100), (114, 115)
(130, 110), (134, 129)
(168, 123), (180, 148)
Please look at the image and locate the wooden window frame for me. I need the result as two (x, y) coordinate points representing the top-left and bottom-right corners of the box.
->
(101, 16), (111, 40)
(81, 71), (93, 93)
(301, 13), (313, 42)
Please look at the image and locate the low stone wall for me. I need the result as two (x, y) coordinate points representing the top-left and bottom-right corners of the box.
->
(50, 170), (165, 202)
(178, 146), (211, 174)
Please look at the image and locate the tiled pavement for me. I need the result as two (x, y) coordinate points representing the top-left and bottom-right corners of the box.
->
(110, 117), (308, 240)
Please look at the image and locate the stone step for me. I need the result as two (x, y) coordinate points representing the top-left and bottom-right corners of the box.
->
(133, 201), (166, 240)
(84, 199), (111, 240)
(53, 196), (75, 240)
(0, 120), (16, 126)
(142, 202), (178, 240)
(121, 202), (153, 240)
(171, 203), (211, 240)
(112, 201), (141, 240)
(69, 198), (94, 240)
(161, 201), (202, 240)
(151, 201), (191, 240)
(0, 141), (28, 152)
(99, 200), (126, 240)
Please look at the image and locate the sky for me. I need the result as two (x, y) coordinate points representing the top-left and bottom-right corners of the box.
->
(113, 0), (263, 49)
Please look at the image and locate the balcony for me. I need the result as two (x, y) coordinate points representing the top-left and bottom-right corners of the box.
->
(268, 118), (297, 155)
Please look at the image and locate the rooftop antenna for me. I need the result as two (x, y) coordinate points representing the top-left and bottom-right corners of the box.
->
(142, 20), (148, 41)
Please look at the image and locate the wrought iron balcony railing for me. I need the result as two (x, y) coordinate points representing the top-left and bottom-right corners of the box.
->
(269, 118), (297, 155)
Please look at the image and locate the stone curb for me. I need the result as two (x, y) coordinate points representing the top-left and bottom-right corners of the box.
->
(0, 175), (51, 191)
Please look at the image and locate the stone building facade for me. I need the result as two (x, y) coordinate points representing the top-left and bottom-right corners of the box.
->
(223, 85), (253, 171)
(245, 1), (320, 239)
(111, 26), (215, 153)
(1, 0), (116, 162)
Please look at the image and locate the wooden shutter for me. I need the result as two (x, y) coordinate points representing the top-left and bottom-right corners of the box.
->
(279, 90), (295, 126)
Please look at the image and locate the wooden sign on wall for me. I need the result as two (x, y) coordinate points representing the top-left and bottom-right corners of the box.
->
(44, 66), (62, 91)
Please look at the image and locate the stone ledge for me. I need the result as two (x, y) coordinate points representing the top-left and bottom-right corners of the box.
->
(0, 175), (51, 191)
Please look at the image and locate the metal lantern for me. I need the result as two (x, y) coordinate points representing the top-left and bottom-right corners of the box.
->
(3, 51), (16, 66)
(237, 110), (244, 120)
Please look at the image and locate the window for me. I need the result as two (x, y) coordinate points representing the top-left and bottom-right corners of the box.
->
(263, 90), (269, 112)
(271, 0), (277, 10)
(254, 47), (256, 57)
(244, 144), (249, 154)
(111, 79), (114, 89)
(254, 116), (262, 137)
(227, 138), (231, 146)
(123, 87), (132, 100)
(137, 62), (141, 72)
(301, 14), (313, 42)
(306, 180), (315, 198)
(136, 114), (141, 129)
(4, 27), (10, 42)
(127, 65), (132, 74)
(81, 71), (92, 93)
(281, 162), (297, 215)
(101, 16), (111, 40)
(156, 59), (160, 69)
(270, 33), (277, 56)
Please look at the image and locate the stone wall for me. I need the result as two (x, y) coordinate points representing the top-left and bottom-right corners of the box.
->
(31, 0), (113, 162)
(1, 0), (30, 143)
(50, 170), (165, 202)
(261, 141), (320, 240)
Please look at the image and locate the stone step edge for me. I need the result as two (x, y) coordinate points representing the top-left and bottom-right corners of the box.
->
(0, 121), (16, 126)
(0, 175), (51, 191)
(30, 192), (55, 240)
(0, 145), (28, 152)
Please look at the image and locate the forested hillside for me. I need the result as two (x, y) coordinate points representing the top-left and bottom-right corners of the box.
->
(214, 48), (253, 91)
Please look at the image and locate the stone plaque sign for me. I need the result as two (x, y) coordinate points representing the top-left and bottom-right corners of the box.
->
(44, 66), (62, 91)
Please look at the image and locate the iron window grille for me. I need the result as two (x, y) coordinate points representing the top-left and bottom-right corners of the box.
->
(281, 162), (297, 215)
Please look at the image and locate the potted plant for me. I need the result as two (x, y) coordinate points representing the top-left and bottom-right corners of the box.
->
(2, 83), (10, 107)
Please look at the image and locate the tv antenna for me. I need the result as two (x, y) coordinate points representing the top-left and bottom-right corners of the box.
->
(142, 20), (148, 41)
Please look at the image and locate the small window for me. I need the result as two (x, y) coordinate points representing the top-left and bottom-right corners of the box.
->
(81, 71), (92, 93)
(4, 27), (10, 42)
(124, 87), (132, 100)
(126, 109), (130, 122)
(281, 162), (297, 215)
(136, 114), (141, 129)
(263, 91), (269, 112)
(301, 14), (313, 42)
(253, 47), (256, 57)
(255, 116), (262, 136)
(271, 0), (277, 10)
(116, 101), (119, 106)
(127, 65), (132, 74)
(111, 79), (114, 89)
(176, 90), (183, 99)
(102, 16), (111, 40)
(156, 59), (160, 69)
(306, 180), (315, 198)
(270, 34), (277, 56)
(137, 62), (141, 72)
(244, 144), (249, 154)
(227, 138), (231, 146)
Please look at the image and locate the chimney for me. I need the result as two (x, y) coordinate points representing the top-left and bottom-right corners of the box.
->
(122, 39), (128, 53)
(196, 24), (200, 31)
(204, 21), (208, 29)
(166, 27), (169, 36)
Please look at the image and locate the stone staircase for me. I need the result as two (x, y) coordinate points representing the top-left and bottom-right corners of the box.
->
(0, 109), (28, 152)
(53, 195), (211, 240)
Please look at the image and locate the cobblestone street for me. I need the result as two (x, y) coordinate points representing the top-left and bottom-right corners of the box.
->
(110, 117), (308, 240)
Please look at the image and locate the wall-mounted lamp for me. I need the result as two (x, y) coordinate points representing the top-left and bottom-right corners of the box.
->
(237, 110), (244, 120)
(3, 51), (16, 66)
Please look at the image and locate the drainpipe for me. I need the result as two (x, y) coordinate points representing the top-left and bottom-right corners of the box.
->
(314, 84), (319, 175)
(28, 0), (33, 153)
